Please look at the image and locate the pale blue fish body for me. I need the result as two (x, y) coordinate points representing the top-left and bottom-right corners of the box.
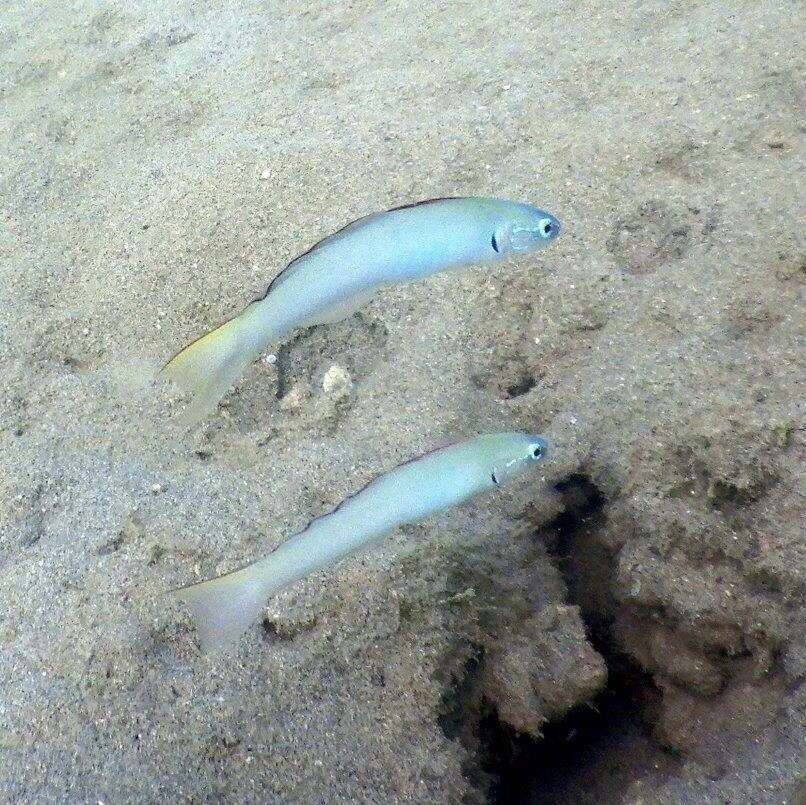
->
(176, 431), (549, 652)
(160, 197), (561, 423)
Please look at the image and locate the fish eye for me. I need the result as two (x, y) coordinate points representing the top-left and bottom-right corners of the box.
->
(538, 218), (554, 238)
(529, 444), (543, 460)
(491, 232), (500, 253)
(491, 471), (500, 484)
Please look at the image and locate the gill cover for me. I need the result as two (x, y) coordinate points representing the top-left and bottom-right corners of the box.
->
(492, 223), (540, 254)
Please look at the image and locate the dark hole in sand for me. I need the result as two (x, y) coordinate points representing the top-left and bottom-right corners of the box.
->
(504, 372), (535, 399)
(440, 474), (680, 803)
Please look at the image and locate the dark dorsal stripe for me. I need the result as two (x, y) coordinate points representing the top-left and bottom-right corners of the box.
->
(254, 197), (462, 302)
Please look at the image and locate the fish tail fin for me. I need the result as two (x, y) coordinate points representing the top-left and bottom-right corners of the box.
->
(174, 560), (273, 653)
(159, 313), (260, 427)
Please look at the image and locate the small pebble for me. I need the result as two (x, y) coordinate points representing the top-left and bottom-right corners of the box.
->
(150, 483), (164, 494)
(262, 354), (277, 365)
(322, 364), (352, 396)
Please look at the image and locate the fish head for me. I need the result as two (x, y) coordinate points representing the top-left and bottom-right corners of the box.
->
(491, 202), (561, 257)
(477, 431), (549, 487)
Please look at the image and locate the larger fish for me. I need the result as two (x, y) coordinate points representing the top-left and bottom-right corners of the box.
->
(176, 431), (549, 652)
(160, 197), (561, 424)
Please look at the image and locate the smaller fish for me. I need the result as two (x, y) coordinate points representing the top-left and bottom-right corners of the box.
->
(176, 431), (549, 652)
(159, 197), (561, 425)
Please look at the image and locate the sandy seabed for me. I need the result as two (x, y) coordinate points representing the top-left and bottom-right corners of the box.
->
(1, 1), (804, 802)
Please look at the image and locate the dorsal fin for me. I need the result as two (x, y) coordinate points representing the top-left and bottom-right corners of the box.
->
(253, 197), (461, 302)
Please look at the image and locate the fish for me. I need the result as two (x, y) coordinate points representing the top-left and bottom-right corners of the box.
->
(159, 197), (561, 425)
(175, 431), (549, 652)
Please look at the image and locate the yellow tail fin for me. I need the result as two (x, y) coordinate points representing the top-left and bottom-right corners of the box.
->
(159, 314), (259, 427)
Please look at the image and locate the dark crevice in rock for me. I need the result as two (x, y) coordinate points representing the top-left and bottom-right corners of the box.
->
(477, 661), (670, 805)
(543, 473), (613, 636)
(436, 646), (496, 797)
(437, 646), (484, 742)
(438, 473), (680, 804)
(524, 474), (679, 803)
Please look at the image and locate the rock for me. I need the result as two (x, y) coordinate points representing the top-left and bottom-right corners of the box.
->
(654, 678), (786, 766)
(481, 607), (607, 736)
(322, 364), (353, 397)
